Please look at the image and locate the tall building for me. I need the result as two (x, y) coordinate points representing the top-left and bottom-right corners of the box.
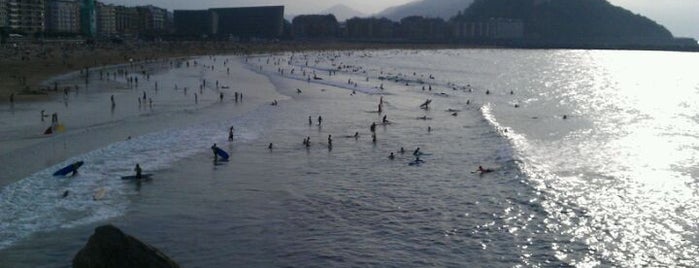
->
(174, 6), (284, 39)
(210, 6), (284, 39)
(79, 0), (94, 37)
(7, 0), (45, 33)
(95, 1), (114, 37)
(114, 5), (137, 35)
(173, 9), (211, 37)
(137, 5), (166, 34)
(0, 0), (8, 29)
(45, 0), (80, 33)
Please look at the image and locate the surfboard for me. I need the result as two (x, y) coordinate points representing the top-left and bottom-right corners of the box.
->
(53, 161), (84, 177)
(93, 188), (107, 200)
(121, 174), (153, 180)
(44, 124), (66, 135)
(214, 147), (230, 160)
(409, 160), (425, 166)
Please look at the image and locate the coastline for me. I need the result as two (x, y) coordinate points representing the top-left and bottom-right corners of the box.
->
(0, 41), (511, 104)
(3, 40), (696, 104)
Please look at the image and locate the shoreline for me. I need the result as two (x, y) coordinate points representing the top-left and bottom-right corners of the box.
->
(0, 54), (282, 186)
(7, 40), (696, 104)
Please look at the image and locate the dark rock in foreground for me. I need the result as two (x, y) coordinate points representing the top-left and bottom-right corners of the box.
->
(73, 225), (179, 268)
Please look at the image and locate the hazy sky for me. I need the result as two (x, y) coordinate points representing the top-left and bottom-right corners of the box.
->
(101, 0), (699, 39)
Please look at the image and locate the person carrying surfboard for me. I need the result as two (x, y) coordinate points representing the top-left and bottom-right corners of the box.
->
(211, 144), (219, 161)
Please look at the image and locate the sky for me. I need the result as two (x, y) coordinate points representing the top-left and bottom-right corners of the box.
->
(101, 0), (699, 39)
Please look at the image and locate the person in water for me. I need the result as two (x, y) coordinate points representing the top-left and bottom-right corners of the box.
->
(389, 152), (395, 160)
(228, 126), (234, 141)
(400, 147), (405, 154)
(413, 147), (421, 156)
(478, 166), (494, 173)
(70, 162), (81, 176)
(354, 132), (359, 139)
(135, 164), (142, 179)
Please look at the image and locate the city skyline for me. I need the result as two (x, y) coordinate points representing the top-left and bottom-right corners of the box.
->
(98, 0), (699, 39)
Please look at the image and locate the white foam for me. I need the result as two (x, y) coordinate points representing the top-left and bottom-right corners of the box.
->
(0, 108), (267, 250)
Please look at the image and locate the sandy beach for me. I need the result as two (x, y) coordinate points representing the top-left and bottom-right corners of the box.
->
(0, 41), (477, 103)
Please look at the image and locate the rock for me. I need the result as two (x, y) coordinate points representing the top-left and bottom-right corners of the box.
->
(73, 225), (179, 268)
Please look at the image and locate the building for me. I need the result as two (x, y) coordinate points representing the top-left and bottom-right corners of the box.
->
(95, 1), (115, 37)
(174, 6), (284, 40)
(292, 14), (339, 39)
(0, 0), (7, 29)
(114, 5), (138, 35)
(7, 0), (45, 34)
(136, 5), (167, 34)
(173, 9), (211, 37)
(45, 0), (80, 33)
(209, 6), (284, 39)
(452, 18), (524, 40)
(80, 0), (95, 37)
(345, 17), (395, 40)
(398, 16), (448, 41)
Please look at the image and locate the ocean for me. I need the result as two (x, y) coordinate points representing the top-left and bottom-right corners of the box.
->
(1, 49), (698, 267)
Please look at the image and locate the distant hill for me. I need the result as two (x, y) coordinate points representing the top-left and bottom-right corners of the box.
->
(454, 0), (675, 44)
(321, 4), (366, 21)
(377, 0), (474, 21)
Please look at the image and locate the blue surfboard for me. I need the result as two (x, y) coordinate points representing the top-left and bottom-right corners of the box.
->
(53, 161), (84, 176)
(214, 147), (229, 160)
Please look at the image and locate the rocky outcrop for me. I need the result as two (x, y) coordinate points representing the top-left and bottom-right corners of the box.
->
(73, 225), (180, 268)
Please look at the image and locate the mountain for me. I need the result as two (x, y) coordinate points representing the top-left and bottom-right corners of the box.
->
(320, 4), (366, 21)
(454, 0), (675, 44)
(377, 0), (474, 21)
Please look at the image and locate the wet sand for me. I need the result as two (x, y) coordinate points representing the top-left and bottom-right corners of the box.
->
(0, 54), (284, 187)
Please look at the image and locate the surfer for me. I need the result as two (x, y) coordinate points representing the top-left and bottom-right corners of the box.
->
(370, 122), (376, 133)
(354, 132), (359, 139)
(309, 116), (312, 126)
(389, 152), (395, 160)
(413, 147), (421, 156)
(228, 126), (234, 141)
(135, 164), (143, 179)
(328, 135), (333, 147)
(478, 166), (494, 174)
(70, 162), (81, 176)
(382, 115), (388, 124)
(317, 116), (322, 126)
(400, 147), (405, 154)
(268, 143), (273, 150)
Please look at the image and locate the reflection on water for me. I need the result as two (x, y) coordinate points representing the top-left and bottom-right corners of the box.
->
(1, 49), (698, 267)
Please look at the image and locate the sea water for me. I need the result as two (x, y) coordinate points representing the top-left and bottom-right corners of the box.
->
(1, 49), (698, 267)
